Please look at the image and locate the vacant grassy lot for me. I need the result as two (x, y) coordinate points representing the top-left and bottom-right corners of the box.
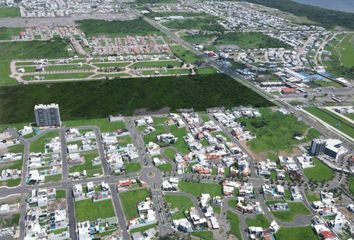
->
(305, 107), (354, 138)
(23, 72), (94, 81)
(196, 66), (218, 75)
(178, 181), (222, 197)
(226, 211), (242, 240)
(349, 176), (354, 194)
(129, 223), (157, 233)
(0, 7), (20, 18)
(271, 202), (311, 222)
(305, 191), (320, 203)
(0, 27), (23, 40)
(7, 143), (23, 153)
(304, 158), (334, 182)
(168, 125), (189, 154)
(157, 162), (172, 172)
(215, 32), (291, 49)
(165, 194), (194, 220)
(191, 231), (213, 240)
(63, 118), (125, 132)
(69, 150), (102, 177)
(125, 162), (141, 173)
(131, 60), (182, 68)
(245, 214), (270, 228)
(45, 174), (62, 183)
(275, 226), (318, 240)
(0, 74), (273, 125)
(119, 188), (150, 220)
(334, 33), (354, 68)
(75, 199), (115, 222)
(163, 17), (224, 32)
(241, 108), (312, 153)
(30, 130), (59, 153)
(170, 45), (201, 64)
(78, 19), (161, 37)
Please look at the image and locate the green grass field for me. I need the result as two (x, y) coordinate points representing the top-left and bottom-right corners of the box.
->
(0, 213), (20, 228)
(215, 32), (291, 49)
(178, 181), (222, 197)
(275, 226), (318, 240)
(23, 72), (93, 81)
(56, 190), (66, 199)
(125, 162), (141, 173)
(0, 74), (273, 125)
(305, 107), (354, 138)
(304, 158), (334, 182)
(0, 7), (20, 18)
(0, 37), (72, 86)
(7, 143), (23, 153)
(170, 45), (201, 64)
(93, 62), (130, 68)
(165, 194), (194, 220)
(63, 118), (125, 132)
(168, 125), (189, 154)
(119, 188), (150, 220)
(305, 191), (321, 202)
(241, 108), (313, 153)
(156, 163), (172, 172)
(191, 231), (213, 240)
(129, 223), (157, 233)
(164, 148), (176, 160)
(334, 33), (354, 68)
(0, 27), (23, 40)
(45, 174), (62, 183)
(226, 211), (242, 240)
(131, 60), (182, 68)
(271, 202), (311, 222)
(30, 131), (59, 153)
(69, 150), (102, 177)
(349, 176), (354, 194)
(78, 18), (161, 37)
(75, 199), (115, 222)
(163, 17), (224, 32)
(245, 214), (270, 228)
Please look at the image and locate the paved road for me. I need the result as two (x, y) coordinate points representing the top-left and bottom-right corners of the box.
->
(110, 185), (130, 239)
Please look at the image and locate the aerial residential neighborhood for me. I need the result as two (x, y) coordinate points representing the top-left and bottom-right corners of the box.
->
(0, 0), (353, 240)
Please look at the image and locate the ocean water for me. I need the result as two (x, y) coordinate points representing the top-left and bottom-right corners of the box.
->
(293, 0), (354, 13)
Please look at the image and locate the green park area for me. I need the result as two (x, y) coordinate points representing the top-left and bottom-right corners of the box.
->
(78, 18), (161, 37)
(245, 214), (270, 228)
(241, 108), (319, 154)
(275, 225), (318, 240)
(165, 194), (194, 219)
(270, 202), (311, 222)
(0, 7), (20, 18)
(69, 150), (102, 177)
(119, 188), (150, 220)
(304, 158), (334, 182)
(0, 27), (23, 40)
(191, 231), (213, 240)
(0, 37), (72, 86)
(63, 119), (125, 132)
(226, 211), (242, 240)
(75, 199), (115, 222)
(178, 181), (222, 197)
(30, 130), (59, 153)
(214, 32), (291, 49)
(305, 107), (354, 138)
(0, 74), (272, 125)
(331, 33), (354, 68)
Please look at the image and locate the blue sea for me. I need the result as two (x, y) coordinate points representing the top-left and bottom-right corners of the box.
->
(293, 0), (354, 13)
